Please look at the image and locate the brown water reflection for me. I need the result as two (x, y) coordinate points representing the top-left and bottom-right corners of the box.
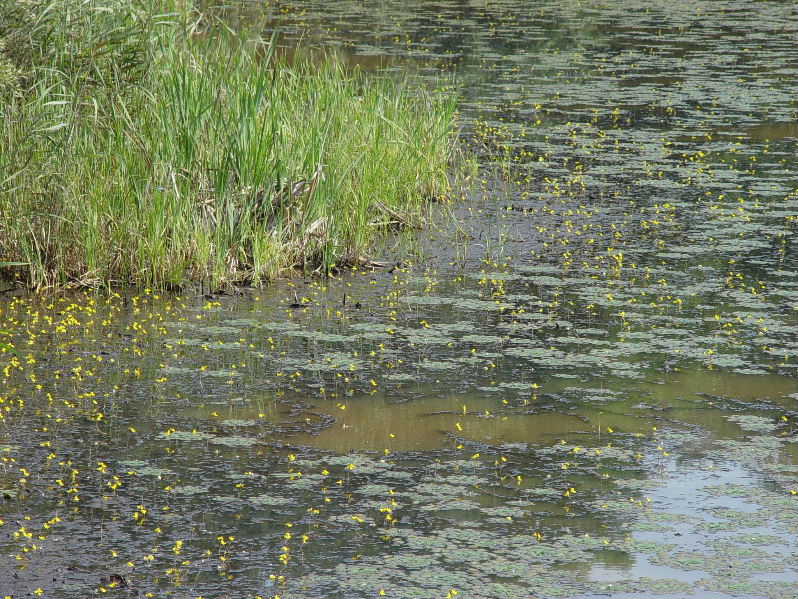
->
(292, 369), (795, 452)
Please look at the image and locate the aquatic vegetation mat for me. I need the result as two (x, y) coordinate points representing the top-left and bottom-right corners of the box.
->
(1, 0), (797, 597)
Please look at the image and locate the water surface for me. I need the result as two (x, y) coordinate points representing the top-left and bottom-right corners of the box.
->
(1, 1), (796, 597)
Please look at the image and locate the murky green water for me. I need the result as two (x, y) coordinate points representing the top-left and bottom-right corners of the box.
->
(1, 1), (796, 597)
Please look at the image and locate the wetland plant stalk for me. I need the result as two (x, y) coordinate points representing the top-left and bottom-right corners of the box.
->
(0, 0), (456, 289)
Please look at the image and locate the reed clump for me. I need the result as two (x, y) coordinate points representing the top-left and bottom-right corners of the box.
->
(0, 0), (456, 289)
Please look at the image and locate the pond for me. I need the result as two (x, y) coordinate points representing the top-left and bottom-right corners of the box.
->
(1, 1), (796, 597)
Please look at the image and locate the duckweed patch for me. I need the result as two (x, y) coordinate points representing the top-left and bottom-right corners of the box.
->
(726, 414), (781, 433)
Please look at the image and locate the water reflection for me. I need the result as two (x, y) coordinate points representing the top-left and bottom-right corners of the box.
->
(302, 393), (587, 451)
(292, 368), (796, 452)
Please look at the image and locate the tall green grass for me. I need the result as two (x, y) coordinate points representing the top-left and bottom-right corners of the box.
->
(0, 0), (456, 289)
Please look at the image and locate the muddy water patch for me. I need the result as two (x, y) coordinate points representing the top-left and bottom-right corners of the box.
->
(296, 393), (588, 451)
